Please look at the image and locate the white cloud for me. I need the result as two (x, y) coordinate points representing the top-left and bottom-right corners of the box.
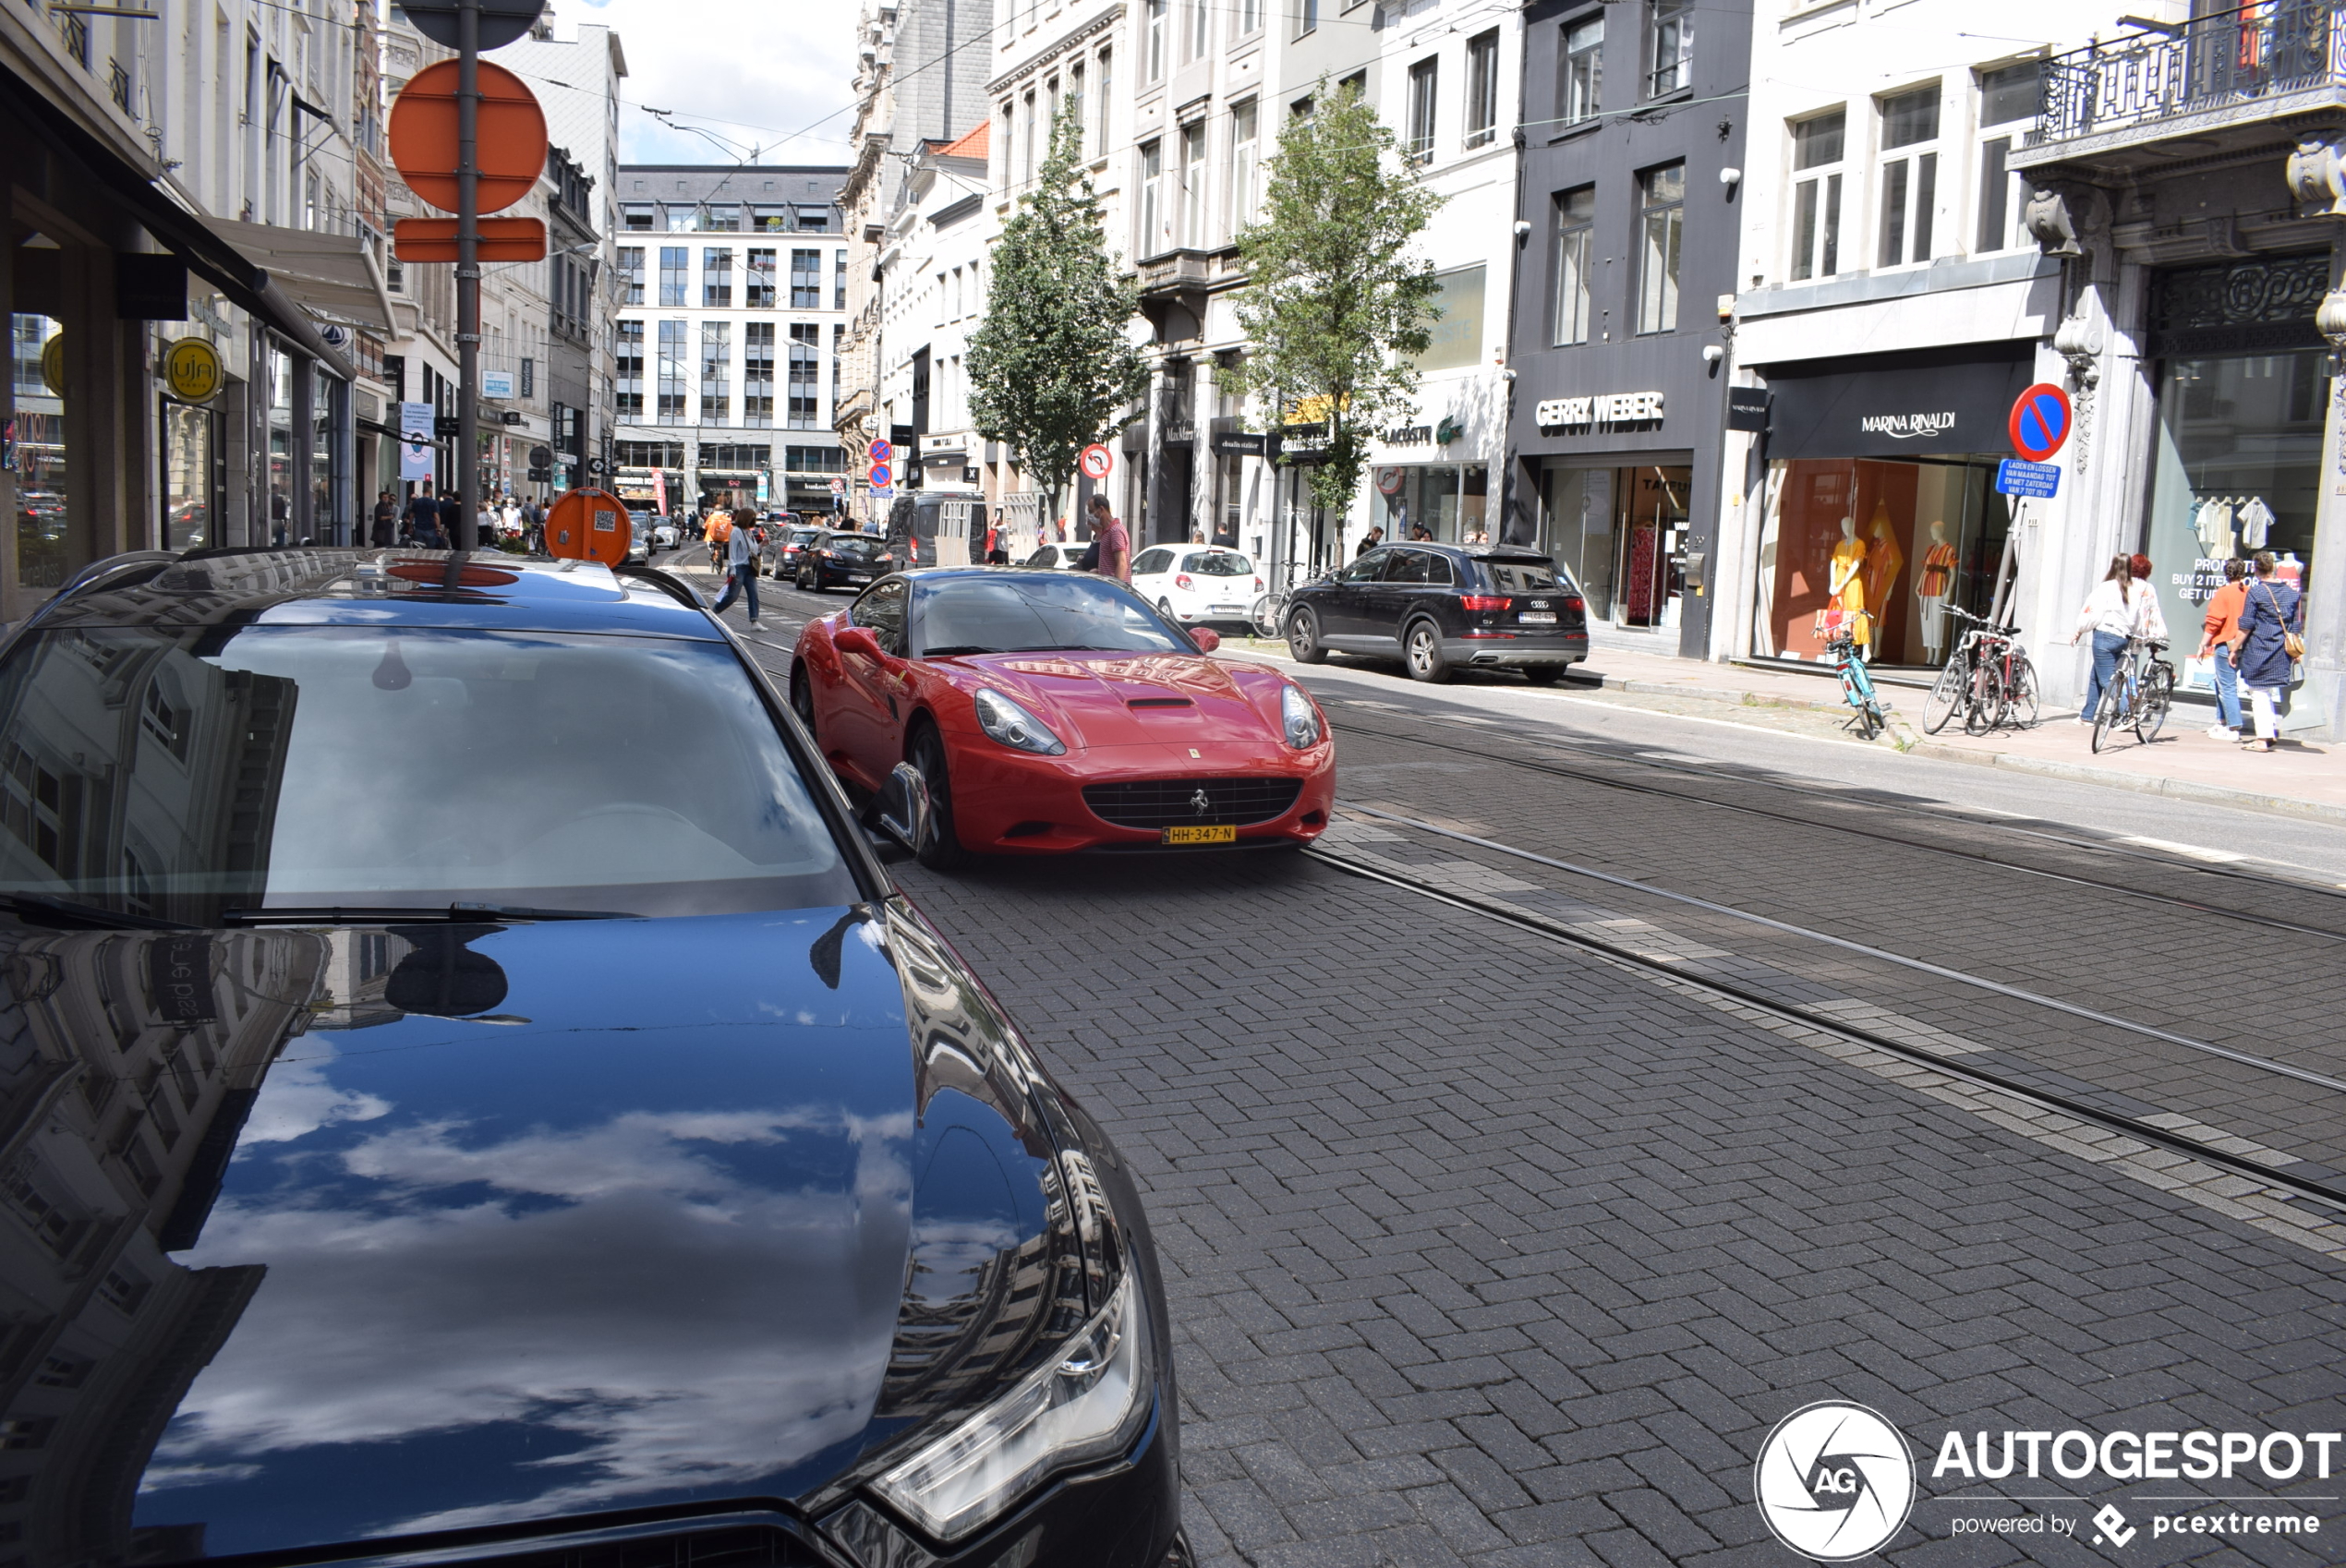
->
(238, 1045), (393, 1147)
(542, 0), (858, 164)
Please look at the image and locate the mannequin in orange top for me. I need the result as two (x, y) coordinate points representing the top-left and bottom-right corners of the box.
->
(1827, 516), (1869, 648)
(1916, 519), (1958, 659)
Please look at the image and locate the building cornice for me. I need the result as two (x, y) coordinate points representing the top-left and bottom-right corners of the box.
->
(986, 5), (1124, 98)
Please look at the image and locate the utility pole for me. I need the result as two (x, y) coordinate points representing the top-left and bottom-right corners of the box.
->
(455, 0), (481, 550)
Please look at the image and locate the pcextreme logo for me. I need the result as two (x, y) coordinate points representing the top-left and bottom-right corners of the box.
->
(1753, 1402), (1917, 1561)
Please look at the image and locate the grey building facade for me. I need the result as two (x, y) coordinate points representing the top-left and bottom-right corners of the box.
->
(1506, 0), (1750, 658)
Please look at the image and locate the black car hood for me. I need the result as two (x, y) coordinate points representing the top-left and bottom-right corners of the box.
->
(1, 903), (1088, 1566)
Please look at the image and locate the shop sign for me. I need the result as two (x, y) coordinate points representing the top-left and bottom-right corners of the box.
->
(1210, 429), (1268, 456)
(1535, 392), (1664, 429)
(1762, 344), (2033, 461)
(163, 338), (224, 404)
(1857, 410), (1957, 440)
(481, 370), (514, 399)
(1381, 425), (1433, 447)
(1726, 387), (1771, 433)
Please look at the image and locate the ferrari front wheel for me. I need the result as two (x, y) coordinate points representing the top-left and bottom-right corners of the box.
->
(908, 726), (969, 871)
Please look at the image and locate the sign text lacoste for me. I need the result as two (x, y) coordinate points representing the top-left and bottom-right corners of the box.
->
(1535, 391), (1663, 429)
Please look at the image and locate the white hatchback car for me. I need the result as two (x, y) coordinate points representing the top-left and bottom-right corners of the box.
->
(1131, 546), (1262, 627)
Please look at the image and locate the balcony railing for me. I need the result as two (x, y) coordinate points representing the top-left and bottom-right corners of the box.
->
(2032, 0), (2346, 145)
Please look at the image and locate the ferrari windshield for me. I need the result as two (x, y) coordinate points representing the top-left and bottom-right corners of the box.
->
(0, 626), (855, 920)
(913, 574), (1190, 657)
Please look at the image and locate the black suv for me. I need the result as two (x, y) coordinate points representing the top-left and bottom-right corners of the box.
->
(1284, 544), (1590, 683)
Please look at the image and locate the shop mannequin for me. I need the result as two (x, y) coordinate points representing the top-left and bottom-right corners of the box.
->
(1917, 519), (1956, 660)
(1829, 515), (1869, 649)
(2278, 549), (2304, 587)
(1862, 498), (1905, 637)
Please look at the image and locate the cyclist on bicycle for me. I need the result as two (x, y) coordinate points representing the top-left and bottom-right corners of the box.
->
(2070, 554), (2165, 723)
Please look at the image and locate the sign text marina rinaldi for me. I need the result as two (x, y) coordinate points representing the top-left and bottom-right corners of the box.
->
(1536, 391), (1664, 428)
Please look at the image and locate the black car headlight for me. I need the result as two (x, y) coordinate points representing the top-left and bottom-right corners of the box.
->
(870, 1271), (1151, 1542)
(973, 688), (1068, 755)
(1280, 683), (1323, 749)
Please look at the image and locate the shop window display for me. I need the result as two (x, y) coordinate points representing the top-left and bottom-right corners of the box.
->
(2140, 350), (2323, 645)
(9, 315), (69, 591)
(163, 400), (213, 550)
(1754, 457), (2004, 664)
(1374, 464), (1487, 544)
(1538, 464), (1692, 628)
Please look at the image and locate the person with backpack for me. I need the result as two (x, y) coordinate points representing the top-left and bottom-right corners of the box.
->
(707, 506), (733, 572)
(2234, 549), (2304, 753)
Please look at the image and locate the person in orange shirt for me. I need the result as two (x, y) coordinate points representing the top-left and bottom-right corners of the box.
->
(2197, 557), (2249, 739)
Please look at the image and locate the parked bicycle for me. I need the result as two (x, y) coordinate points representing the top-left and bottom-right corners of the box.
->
(1921, 606), (2040, 736)
(1252, 558), (1312, 639)
(2091, 634), (2174, 753)
(1824, 621), (1887, 740)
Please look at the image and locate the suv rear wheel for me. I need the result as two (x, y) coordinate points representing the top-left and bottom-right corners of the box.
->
(1403, 621), (1451, 683)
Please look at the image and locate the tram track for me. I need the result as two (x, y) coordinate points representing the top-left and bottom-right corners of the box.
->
(1304, 808), (2346, 1217)
(1319, 702), (2346, 940)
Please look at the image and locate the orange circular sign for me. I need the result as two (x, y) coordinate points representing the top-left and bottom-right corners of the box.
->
(388, 60), (549, 217)
(544, 488), (630, 568)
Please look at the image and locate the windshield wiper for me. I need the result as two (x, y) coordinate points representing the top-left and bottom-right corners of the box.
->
(0, 892), (200, 932)
(221, 902), (636, 925)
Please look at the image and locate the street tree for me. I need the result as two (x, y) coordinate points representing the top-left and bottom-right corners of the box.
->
(967, 105), (1148, 525)
(1222, 78), (1443, 541)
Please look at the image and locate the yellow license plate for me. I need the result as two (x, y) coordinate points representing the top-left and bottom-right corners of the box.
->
(1162, 824), (1237, 845)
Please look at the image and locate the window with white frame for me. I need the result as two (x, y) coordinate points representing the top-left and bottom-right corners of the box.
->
(1226, 100), (1260, 234)
(1140, 139), (1166, 255)
(1147, 0), (1167, 80)
(1551, 185), (1595, 345)
(1560, 15), (1602, 128)
(998, 101), (1014, 190)
(1788, 108), (1844, 282)
(1647, 0), (1692, 96)
(1975, 61), (2039, 252)
(1296, 0), (1318, 40)
(1022, 90), (1038, 186)
(1185, 0), (1207, 62)
(1069, 61), (1087, 156)
(1237, 0), (1262, 38)
(1097, 49), (1114, 149)
(1407, 57), (1438, 164)
(1181, 121), (1208, 247)
(1875, 83), (1940, 268)
(1465, 30), (1499, 149)
(1636, 163), (1684, 333)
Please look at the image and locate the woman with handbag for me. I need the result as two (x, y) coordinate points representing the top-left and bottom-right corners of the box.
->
(2234, 550), (2305, 753)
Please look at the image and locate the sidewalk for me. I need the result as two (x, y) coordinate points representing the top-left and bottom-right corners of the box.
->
(1563, 633), (2345, 824)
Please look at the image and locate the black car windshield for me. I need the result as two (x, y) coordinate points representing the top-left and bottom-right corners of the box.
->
(0, 627), (856, 920)
(1182, 551), (1252, 575)
(913, 574), (1189, 656)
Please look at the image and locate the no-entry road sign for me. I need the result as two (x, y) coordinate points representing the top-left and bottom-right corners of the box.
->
(2007, 382), (2073, 464)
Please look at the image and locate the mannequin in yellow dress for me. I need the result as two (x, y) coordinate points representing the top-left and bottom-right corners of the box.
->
(1828, 515), (1870, 648)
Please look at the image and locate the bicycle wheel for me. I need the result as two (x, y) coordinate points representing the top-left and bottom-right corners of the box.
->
(1250, 593), (1283, 639)
(1965, 661), (2008, 737)
(2136, 661), (2173, 744)
(2001, 653), (2040, 730)
(2090, 682), (2126, 754)
(1921, 656), (1966, 734)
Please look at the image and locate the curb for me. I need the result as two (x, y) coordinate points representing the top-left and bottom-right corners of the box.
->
(1238, 639), (2346, 827)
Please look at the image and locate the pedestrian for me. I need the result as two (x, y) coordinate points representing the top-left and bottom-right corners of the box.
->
(1213, 521), (1237, 549)
(2234, 549), (2304, 753)
(1356, 525), (1384, 558)
(2128, 554), (2171, 643)
(1086, 492), (1130, 582)
(710, 493), (764, 629)
(2070, 554), (2141, 724)
(370, 490), (398, 549)
(2197, 558), (2249, 740)
(986, 508), (1004, 558)
(1409, 522), (1433, 543)
(1190, 526), (1205, 545)
(437, 489), (464, 549)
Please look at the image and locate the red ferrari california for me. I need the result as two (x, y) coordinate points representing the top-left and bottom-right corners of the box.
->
(788, 567), (1335, 867)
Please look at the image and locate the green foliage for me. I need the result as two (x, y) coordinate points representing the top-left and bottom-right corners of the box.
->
(1222, 78), (1444, 518)
(967, 105), (1149, 514)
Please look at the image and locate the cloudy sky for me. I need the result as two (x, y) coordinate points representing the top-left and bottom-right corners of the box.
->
(559, 0), (860, 166)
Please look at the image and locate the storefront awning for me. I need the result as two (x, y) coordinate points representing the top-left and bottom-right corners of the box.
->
(1760, 343), (2034, 463)
(207, 218), (396, 338)
(0, 54), (357, 380)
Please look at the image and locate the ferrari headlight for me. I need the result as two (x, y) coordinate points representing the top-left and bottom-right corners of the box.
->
(973, 688), (1067, 755)
(871, 1272), (1150, 1542)
(1280, 683), (1323, 749)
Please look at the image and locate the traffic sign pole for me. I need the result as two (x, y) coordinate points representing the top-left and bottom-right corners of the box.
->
(455, 0), (481, 550)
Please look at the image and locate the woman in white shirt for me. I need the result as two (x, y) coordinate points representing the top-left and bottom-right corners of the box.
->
(2070, 554), (2138, 723)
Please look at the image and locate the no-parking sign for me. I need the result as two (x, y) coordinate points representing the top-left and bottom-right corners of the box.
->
(2007, 383), (2073, 463)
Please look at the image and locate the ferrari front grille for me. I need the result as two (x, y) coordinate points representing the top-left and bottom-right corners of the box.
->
(1081, 777), (1303, 829)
